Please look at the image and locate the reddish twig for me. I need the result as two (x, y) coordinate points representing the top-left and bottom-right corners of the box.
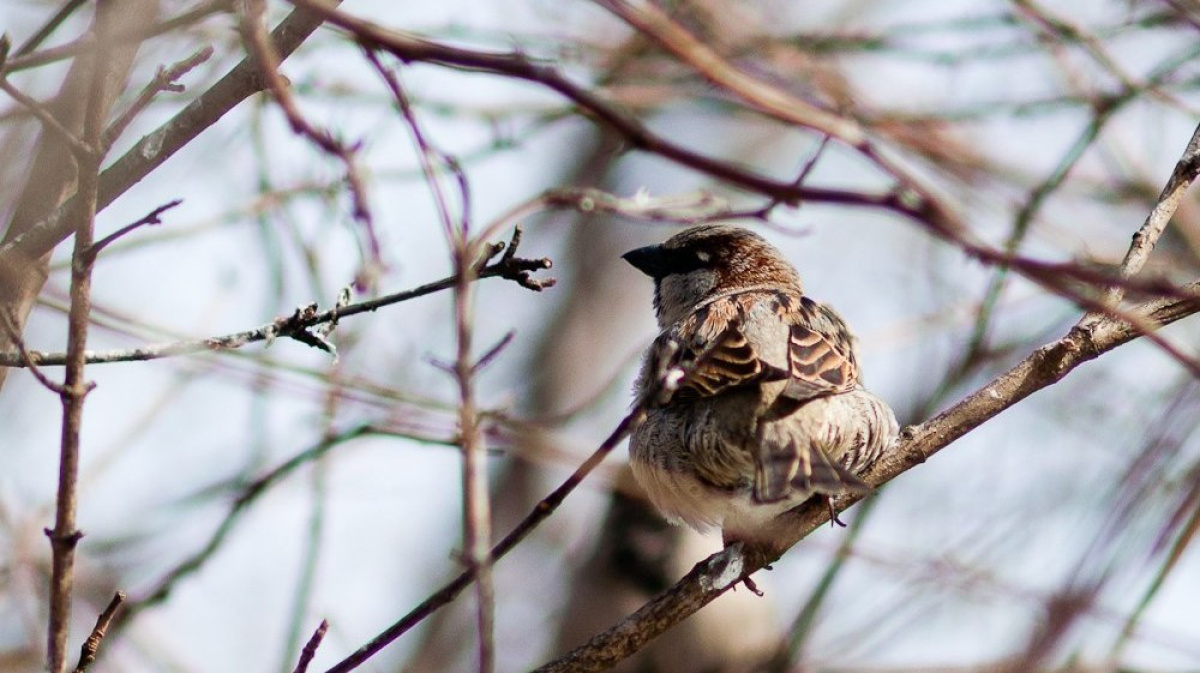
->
(239, 0), (376, 240)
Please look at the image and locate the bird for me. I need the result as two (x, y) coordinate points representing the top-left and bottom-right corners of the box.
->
(623, 224), (898, 545)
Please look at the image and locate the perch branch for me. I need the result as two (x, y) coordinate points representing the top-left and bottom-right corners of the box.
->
(534, 282), (1200, 672)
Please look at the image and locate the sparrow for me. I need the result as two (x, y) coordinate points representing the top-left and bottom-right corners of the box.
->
(623, 224), (898, 545)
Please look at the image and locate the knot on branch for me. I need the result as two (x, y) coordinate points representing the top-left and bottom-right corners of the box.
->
(269, 302), (338, 356)
(476, 225), (556, 291)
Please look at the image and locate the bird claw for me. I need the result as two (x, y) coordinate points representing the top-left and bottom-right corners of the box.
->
(826, 497), (847, 527)
(740, 576), (764, 597)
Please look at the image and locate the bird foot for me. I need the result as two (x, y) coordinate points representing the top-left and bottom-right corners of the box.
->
(826, 497), (847, 527)
(740, 576), (764, 597)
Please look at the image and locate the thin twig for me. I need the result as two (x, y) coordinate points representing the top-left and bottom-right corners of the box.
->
(1085, 121), (1200, 320)
(0, 79), (94, 159)
(0, 231), (553, 368)
(71, 592), (125, 673)
(292, 620), (329, 673)
(319, 408), (646, 673)
(0, 309), (68, 394)
(365, 49), (464, 243)
(239, 0), (375, 240)
(593, 0), (862, 143)
(13, 0), (89, 56)
(102, 46), (215, 151)
(110, 425), (382, 631)
(0, 1), (344, 275)
(752, 135), (833, 219)
(963, 101), (1120, 366)
(368, 45), (496, 673)
(454, 243), (495, 673)
(88, 199), (183, 257)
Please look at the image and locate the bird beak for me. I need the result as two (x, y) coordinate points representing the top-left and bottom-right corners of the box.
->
(622, 244), (671, 278)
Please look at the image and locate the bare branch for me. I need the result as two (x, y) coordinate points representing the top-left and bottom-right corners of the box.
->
(0, 230), (553, 368)
(102, 46), (215, 151)
(0, 1), (344, 278)
(0, 78), (94, 159)
(87, 199), (182, 257)
(534, 283), (1200, 673)
(1086, 121), (1200, 318)
(292, 620), (329, 673)
(71, 592), (125, 673)
(0, 308), (69, 394)
(319, 408), (645, 673)
(239, 0), (376, 261)
(47, 17), (111, 670)
(593, 0), (863, 143)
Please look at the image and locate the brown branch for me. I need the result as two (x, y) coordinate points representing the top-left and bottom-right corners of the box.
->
(0, 1), (344, 281)
(593, 0), (863, 143)
(279, 0), (1200, 353)
(284, 0), (890, 210)
(1087, 121), (1200, 317)
(3, 0), (230, 73)
(365, 49), (466, 242)
(533, 284), (1200, 673)
(367, 46), (496, 672)
(0, 308), (68, 394)
(454, 232), (495, 673)
(102, 46), (215, 151)
(0, 228), (552, 368)
(0, 79), (94, 159)
(71, 592), (125, 673)
(47, 21), (110, 672)
(319, 408), (645, 673)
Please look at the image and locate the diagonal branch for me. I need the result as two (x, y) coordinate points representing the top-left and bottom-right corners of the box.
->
(0, 1), (344, 282)
(534, 281), (1200, 673)
(1086, 121), (1200, 317)
(592, 0), (863, 143)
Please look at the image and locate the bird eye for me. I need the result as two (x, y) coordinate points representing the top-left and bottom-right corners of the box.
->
(695, 250), (711, 263)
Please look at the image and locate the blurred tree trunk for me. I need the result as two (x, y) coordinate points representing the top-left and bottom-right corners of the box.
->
(0, 0), (160, 392)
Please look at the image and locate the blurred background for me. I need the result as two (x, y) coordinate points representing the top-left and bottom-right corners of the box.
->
(1, 0), (1199, 672)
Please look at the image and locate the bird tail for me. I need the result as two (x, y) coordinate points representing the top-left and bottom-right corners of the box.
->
(753, 438), (872, 504)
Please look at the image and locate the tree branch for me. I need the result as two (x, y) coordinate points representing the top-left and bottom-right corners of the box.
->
(534, 283), (1200, 673)
(0, 229), (553, 368)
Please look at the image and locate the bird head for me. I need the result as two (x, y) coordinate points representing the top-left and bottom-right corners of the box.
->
(622, 225), (804, 326)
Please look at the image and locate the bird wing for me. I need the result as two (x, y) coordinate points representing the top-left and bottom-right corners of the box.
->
(779, 296), (859, 403)
(663, 293), (789, 401)
(753, 429), (873, 503)
(754, 296), (869, 502)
